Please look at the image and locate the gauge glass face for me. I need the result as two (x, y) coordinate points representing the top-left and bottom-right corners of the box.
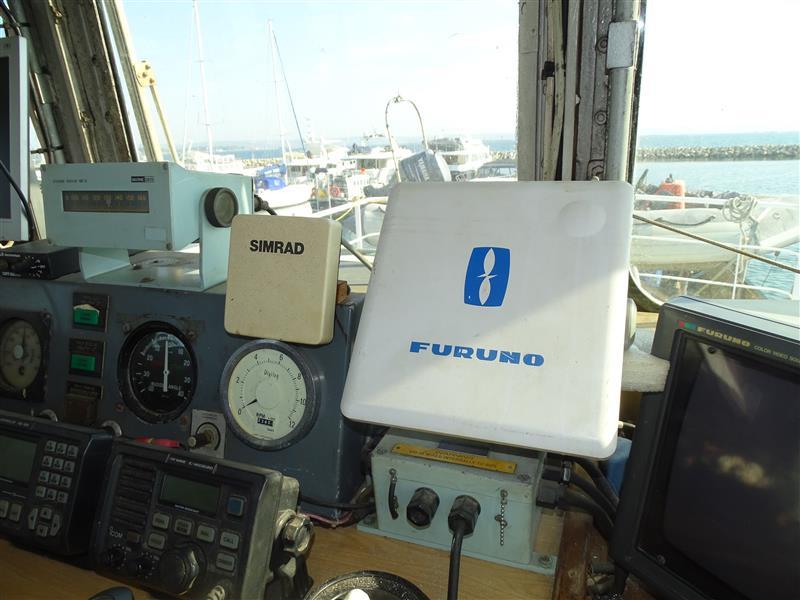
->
(225, 347), (311, 446)
(124, 329), (196, 419)
(0, 320), (42, 391)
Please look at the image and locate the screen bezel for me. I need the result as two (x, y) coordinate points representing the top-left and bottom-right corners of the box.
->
(611, 329), (800, 600)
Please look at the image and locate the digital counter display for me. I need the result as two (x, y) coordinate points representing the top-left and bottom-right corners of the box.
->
(0, 433), (37, 484)
(160, 474), (220, 515)
(62, 190), (150, 213)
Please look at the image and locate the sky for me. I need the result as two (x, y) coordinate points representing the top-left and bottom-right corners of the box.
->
(121, 0), (800, 146)
(122, 0), (519, 146)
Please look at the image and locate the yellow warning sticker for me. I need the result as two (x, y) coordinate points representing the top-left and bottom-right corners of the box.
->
(391, 443), (517, 474)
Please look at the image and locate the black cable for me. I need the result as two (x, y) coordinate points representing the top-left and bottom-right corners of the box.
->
(447, 520), (467, 600)
(559, 489), (614, 541)
(0, 156), (37, 240)
(570, 473), (616, 520)
(572, 457), (619, 508)
(299, 493), (375, 511)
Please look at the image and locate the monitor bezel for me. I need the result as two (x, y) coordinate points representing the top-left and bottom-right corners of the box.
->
(611, 329), (800, 600)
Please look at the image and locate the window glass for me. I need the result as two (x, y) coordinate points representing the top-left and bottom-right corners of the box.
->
(631, 0), (800, 303)
(124, 0), (518, 281)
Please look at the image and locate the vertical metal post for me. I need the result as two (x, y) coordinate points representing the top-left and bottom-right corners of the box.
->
(517, 0), (541, 181)
(604, 0), (639, 181)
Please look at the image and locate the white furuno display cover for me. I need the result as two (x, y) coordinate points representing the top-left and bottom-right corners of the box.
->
(341, 182), (633, 457)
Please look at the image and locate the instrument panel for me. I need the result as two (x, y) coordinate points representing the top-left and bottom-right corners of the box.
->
(0, 277), (367, 512)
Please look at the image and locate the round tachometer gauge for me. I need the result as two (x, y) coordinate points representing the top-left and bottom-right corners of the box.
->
(221, 340), (319, 450)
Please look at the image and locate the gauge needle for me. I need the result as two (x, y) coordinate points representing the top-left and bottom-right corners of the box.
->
(162, 338), (170, 391)
(244, 399), (258, 407)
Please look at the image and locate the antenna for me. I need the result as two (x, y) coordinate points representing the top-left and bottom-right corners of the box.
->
(192, 0), (214, 164)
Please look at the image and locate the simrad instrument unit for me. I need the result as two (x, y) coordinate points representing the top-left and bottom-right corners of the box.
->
(92, 440), (311, 599)
(0, 409), (112, 555)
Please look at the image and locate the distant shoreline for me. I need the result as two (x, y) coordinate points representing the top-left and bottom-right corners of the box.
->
(636, 144), (798, 162)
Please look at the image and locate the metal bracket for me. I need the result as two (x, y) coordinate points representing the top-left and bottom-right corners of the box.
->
(607, 20), (638, 69)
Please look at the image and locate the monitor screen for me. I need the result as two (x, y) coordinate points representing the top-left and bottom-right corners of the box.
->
(638, 336), (800, 600)
(0, 433), (37, 484)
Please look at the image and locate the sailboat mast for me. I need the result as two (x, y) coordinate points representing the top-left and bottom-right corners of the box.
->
(269, 20), (289, 165)
(193, 0), (214, 165)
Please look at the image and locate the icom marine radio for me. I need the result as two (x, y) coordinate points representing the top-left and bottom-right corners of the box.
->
(92, 440), (312, 599)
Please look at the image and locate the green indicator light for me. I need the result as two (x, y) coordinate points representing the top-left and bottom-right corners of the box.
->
(70, 354), (96, 372)
(73, 307), (100, 326)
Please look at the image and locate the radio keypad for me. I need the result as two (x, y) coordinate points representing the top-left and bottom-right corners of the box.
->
(152, 512), (170, 530)
(0, 500), (8, 518)
(8, 503), (22, 522)
(147, 532), (166, 550)
(27, 508), (38, 529)
(196, 524), (216, 543)
(34, 439), (76, 512)
(173, 518), (193, 536)
(219, 531), (239, 550)
(215, 552), (236, 573)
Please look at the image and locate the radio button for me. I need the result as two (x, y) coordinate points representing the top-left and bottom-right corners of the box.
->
(53, 458), (64, 471)
(148, 532), (166, 550)
(152, 512), (171, 530)
(196, 524), (216, 543)
(56, 443), (67, 456)
(45, 440), (56, 452)
(64, 461), (75, 474)
(36, 524), (49, 537)
(27, 508), (38, 530)
(67, 445), (79, 458)
(126, 531), (141, 544)
(0, 500), (8, 518)
(215, 552), (236, 573)
(57, 491), (68, 504)
(60, 476), (72, 489)
(9, 503), (22, 523)
(35, 486), (46, 499)
(40, 507), (53, 520)
(48, 473), (61, 485)
(226, 495), (245, 517)
(38, 471), (50, 484)
(50, 513), (62, 536)
(42, 456), (53, 468)
(46, 489), (57, 501)
(220, 531), (240, 550)
(174, 518), (194, 536)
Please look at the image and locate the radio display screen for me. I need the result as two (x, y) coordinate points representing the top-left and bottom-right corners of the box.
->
(160, 474), (220, 515)
(0, 434), (37, 484)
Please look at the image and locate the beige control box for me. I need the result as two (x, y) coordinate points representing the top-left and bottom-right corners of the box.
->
(224, 215), (342, 344)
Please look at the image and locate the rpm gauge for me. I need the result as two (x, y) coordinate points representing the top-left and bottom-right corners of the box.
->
(119, 323), (197, 423)
(0, 319), (43, 392)
(221, 340), (319, 450)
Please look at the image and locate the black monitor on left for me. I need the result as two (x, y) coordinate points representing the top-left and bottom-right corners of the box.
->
(0, 35), (28, 242)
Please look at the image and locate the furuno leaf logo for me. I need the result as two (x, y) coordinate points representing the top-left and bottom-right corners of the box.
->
(464, 247), (510, 307)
